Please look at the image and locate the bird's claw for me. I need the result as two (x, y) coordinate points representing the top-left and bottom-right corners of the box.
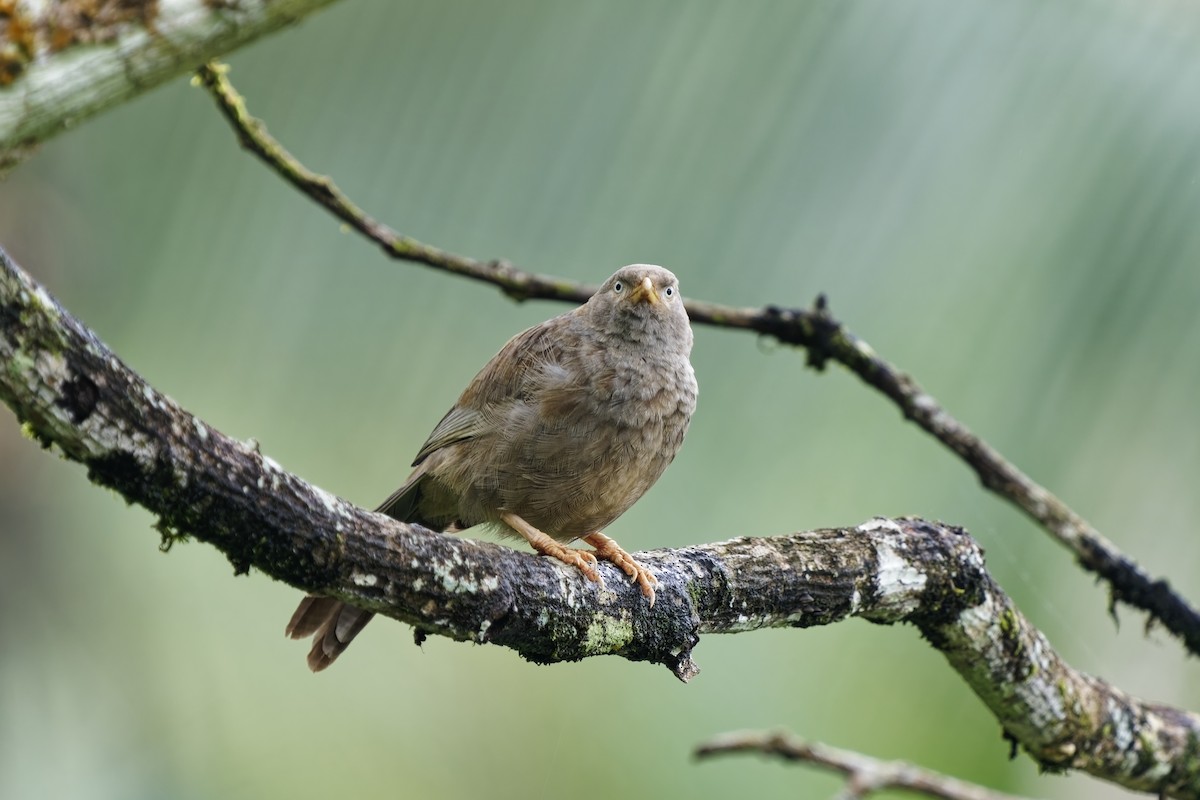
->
(582, 532), (659, 607)
(559, 548), (602, 585)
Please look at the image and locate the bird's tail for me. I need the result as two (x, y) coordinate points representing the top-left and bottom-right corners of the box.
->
(286, 471), (431, 671)
(285, 595), (376, 672)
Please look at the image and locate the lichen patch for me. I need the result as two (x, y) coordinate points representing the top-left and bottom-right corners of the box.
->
(583, 612), (633, 652)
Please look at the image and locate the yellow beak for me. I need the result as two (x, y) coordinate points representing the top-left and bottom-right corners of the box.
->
(627, 276), (660, 305)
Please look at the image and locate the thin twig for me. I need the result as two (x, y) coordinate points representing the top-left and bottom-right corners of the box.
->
(696, 731), (1034, 800)
(193, 61), (1200, 658)
(192, 62), (588, 304)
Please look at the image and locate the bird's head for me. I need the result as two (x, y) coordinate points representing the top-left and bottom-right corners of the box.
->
(586, 264), (692, 350)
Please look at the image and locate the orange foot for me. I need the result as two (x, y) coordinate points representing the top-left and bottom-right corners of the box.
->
(501, 512), (602, 585)
(583, 531), (658, 607)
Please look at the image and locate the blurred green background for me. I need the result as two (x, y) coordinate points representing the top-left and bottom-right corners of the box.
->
(3, 1), (1200, 798)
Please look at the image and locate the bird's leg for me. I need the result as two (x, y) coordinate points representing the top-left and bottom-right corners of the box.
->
(500, 512), (602, 585)
(582, 532), (658, 606)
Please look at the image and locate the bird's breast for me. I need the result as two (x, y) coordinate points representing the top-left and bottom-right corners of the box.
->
(486, 351), (695, 538)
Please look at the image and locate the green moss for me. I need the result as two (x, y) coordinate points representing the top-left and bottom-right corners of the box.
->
(998, 607), (1018, 636)
(999, 607), (1027, 660)
(19, 420), (53, 449)
(154, 518), (190, 552)
(1182, 731), (1200, 778)
(6, 349), (33, 377)
(1132, 729), (1160, 778)
(583, 613), (634, 653)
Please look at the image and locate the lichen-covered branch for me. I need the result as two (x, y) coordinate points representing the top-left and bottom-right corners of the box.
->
(3, 246), (1200, 797)
(194, 60), (1200, 659)
(695, 731), (1034, 800)
(0, 0), (342, 170)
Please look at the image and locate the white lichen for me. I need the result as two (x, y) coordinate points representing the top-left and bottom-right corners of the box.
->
(311, 485), (351, 519)
(911, 393), (938, 413)
(854, 338), (878, 359)
(139, 384), (176, 413)
(430, 556), (494, 595)
(956, 595), (995, 638)
(723, 613), (764, 633)
(857, 517), (903, 535)
(31, 284), (58, 316)
(747, 543), (776, 560)
(1107, 696), (1135, 753)
(873, 541), (925, 614)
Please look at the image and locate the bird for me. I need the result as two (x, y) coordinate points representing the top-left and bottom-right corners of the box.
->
(286, 264), (698, 671)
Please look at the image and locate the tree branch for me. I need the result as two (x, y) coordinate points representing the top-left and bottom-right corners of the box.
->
(696, 731), (1034, 800)
(3, 245), (1200, 797)
(192, 60), (1200, 659)
(0, 0), (342, 170)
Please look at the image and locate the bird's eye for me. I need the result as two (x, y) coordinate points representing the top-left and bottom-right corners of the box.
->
(664, 286), (675, 298)
(613, 281), (624, 293)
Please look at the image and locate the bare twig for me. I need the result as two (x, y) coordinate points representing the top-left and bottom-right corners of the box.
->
(194, 60), (1200, 658)
(696, 731), (1034, 800)
(3, 245), (1200, 797)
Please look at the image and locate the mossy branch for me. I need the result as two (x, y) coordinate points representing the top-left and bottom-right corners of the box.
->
(0, 0), (343, 171)
(3, 245), (1200, 797)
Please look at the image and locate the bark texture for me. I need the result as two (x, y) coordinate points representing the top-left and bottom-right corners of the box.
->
(2, 246), (1198, 798)
(0, 0), (342, 167)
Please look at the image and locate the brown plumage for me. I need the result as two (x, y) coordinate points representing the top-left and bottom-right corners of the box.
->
(286, 265), (698, 671)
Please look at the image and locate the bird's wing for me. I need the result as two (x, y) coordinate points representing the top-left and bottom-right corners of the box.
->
(410, 405), (486, 465)
(464, 321), (568, 404)
(410, 319), (573, 466)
